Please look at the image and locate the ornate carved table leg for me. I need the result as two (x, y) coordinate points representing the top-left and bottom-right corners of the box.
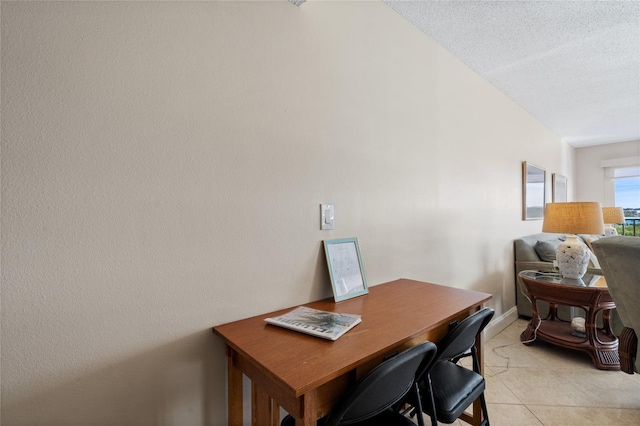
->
(619, 327), (638, 374)
(521, 317), (538, 345)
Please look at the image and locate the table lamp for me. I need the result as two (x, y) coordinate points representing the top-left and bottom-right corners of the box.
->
(542, 202), (604, 279)
(602, 207), (625, 236)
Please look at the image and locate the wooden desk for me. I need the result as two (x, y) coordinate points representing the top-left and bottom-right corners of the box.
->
(213, 278), (492, 426)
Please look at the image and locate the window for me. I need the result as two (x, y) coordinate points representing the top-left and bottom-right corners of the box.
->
(602, 159), (640, 236)
(614, 166), (640, 216)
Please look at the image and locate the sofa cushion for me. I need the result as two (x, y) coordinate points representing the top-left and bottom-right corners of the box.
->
(532, 236), (602, 267)
(534, 239), (563, 262)
(580, 234), (601, 252)
(579, 234), (602, 268)
(514, 233), (567, 262)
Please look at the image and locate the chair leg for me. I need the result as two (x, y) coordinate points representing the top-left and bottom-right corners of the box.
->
(411, 382), (426, 426)
(423, 376), (438, 426)
(479, 392), (490, 426)
(471, 348), (490, 425)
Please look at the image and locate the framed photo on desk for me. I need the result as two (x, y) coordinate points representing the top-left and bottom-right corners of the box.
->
(323, 238), (368, 302)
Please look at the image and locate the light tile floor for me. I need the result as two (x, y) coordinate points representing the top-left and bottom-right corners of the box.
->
(417, 318), (640, 426)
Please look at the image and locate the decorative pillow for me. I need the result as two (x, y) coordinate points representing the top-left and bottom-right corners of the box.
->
(579, 235), (602, 268)
(534, 240), (562, 262)
(589, 250), (601, 269)
(580, 234), (600, 253)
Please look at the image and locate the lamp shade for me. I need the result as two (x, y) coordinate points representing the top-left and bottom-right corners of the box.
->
(602, 207), (625, 224)
(542, 202), (604, 235)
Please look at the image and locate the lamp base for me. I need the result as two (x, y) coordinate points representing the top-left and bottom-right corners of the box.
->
(604, 224), (618, 236)
(556, 235), (590, 279)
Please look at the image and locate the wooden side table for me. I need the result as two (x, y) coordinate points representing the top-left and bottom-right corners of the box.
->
(518, 270), (620, 370)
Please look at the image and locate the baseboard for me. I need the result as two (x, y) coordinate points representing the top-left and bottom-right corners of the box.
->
(483, 306), (518, 341)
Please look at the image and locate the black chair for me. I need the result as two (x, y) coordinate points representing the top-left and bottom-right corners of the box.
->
(411, 308), (494, 426)
(281, 341), (438, 426)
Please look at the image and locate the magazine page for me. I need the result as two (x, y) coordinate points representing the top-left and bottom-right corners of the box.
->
(265, 306), (361, 341)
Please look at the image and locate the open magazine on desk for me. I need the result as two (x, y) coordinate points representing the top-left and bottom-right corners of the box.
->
(265, 306), (361, 341)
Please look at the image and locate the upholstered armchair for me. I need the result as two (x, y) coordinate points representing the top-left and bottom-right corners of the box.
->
(592, 236), (640, 374)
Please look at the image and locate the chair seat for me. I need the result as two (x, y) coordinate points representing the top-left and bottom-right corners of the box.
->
(412, 308), (493, 426)
(281, 408), (418, 426)
(421, 360), (485, 424)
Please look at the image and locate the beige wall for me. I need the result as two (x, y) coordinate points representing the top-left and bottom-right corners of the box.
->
(2, 2), (574, 424)
(575, 140), (640, 205)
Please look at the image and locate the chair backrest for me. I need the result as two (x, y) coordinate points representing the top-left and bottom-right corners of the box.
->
(324, 341), (438, 426)
(592, 236), (640, 372)
(430, 308), (494, 368)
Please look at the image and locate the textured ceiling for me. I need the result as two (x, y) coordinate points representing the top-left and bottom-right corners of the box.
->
(383, 0), (640, 148)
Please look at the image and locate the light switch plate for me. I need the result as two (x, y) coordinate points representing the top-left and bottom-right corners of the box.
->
(321, 204), (334, 230)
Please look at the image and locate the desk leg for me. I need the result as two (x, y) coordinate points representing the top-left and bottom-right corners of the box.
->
(227, 347), (243, 426)
(252, 383), (273, 425)
(272, 402), (281, 426)
(294, 393), (317, 426)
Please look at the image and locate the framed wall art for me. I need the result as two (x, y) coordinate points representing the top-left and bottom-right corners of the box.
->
(552, 173), (567, 202)
(522, 161), (546, 220)
(323, 238), (368, 302)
